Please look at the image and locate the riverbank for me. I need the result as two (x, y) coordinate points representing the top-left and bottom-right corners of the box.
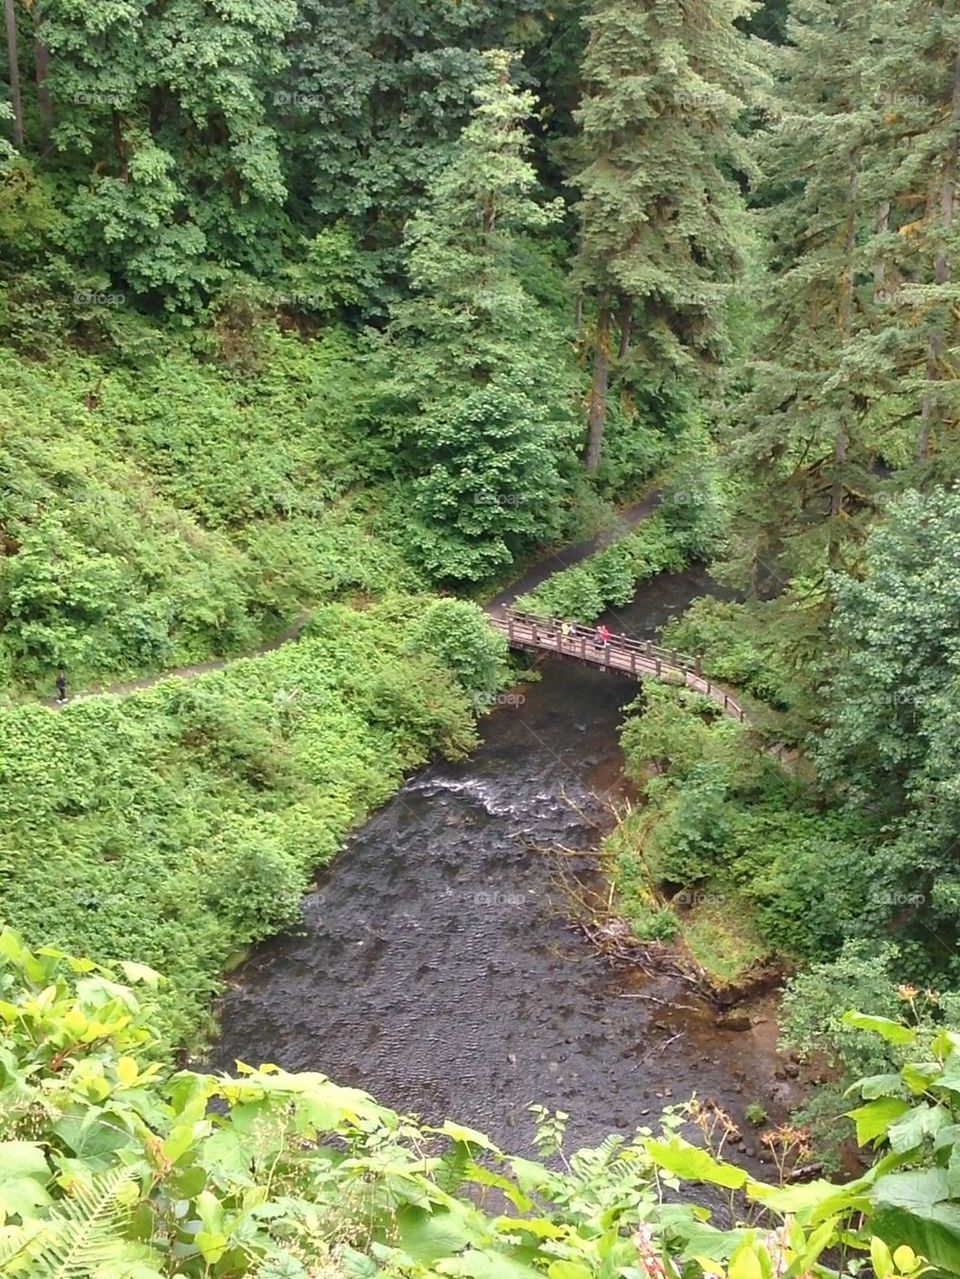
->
(211, 564), (798, 1170)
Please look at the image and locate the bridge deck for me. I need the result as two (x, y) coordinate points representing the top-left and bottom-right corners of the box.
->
(488, 611), (748, 724)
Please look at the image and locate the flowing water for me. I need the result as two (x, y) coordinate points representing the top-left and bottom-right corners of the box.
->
(210, 566), (792, 1165)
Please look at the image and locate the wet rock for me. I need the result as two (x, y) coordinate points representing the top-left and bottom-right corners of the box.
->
(717, 1010), (752, 1031)
(507, 1053), (517, 1065)
(784, 1061), (800, 1078)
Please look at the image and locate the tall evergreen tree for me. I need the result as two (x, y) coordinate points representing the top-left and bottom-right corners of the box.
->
(572, 0), (754, 469)
(363, 50), (580, 583)
(728, 0), (878, 589)
(859, 0), (960, 476)
(728, 0), (960, 593)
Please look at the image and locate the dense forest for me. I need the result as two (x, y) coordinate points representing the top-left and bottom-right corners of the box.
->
(4, 0), (960, 1274)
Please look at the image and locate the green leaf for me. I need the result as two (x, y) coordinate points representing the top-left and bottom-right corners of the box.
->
(872, 1206), (960, 1276)
(848, 1098), (911, 1147)
(437, 1251), (541, 1279)
(871, 1236), (894, 1279)
(396, 1205), (476, 1263)
(856, 1074), (906, 1100)
(886, 1104), (950, 1153)
(645, 1138), (748, 1189)
(0, 1143), (53, 1216)
(841, 1013), (917, 1046)
(872, 1168), (950, 1211)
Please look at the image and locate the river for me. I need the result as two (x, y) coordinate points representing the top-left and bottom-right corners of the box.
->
(209, 564), (792, 1166)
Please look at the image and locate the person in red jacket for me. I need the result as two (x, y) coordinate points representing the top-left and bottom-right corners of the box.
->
(595, 624), (611, 649)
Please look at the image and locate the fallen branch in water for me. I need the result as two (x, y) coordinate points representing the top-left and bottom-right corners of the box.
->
(633, 1031), (683, 1067)
(619, 992), (702, 1013)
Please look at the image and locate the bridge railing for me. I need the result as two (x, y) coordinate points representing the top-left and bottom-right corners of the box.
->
(496, 609), (702, 673)
(490, 609), (749, 724)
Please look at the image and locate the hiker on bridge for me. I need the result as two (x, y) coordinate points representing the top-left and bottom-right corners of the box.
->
(594, 624), (611, 650)
(561, 621), (573, 642)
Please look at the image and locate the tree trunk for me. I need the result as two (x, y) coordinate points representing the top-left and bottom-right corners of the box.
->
(574, 294), (583, 337)
(832, 152), (858, 519)
(873, 200), (890, 301)
(35, 34), (51, 143)
(617, 295), (633, 360)
(4, 0), (23, 149)
(585, 306), (611, 470)
(918, 46), (960, 464)
(112, 109), (128, 180)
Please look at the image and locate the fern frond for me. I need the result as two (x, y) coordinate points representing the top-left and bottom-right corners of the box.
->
(0, 1167), (141, 1279)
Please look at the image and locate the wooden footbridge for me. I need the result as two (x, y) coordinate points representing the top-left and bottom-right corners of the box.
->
(488, 610), (749, 724)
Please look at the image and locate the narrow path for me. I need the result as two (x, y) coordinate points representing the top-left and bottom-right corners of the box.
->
(42, 613), (312, 709)
(42, 495), (661, 709)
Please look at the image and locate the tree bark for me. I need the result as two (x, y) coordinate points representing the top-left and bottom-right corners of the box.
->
(832, 151), (858, 519)
(4, 0), (23, 149)
(35, 34), (52, 144)
(873, 200), (890, 301)
(918, 46), (960, 464)
(585, 306), (611, 470)
(617, 295), (633, 360)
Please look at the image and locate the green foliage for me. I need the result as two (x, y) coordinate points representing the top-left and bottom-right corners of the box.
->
(0, 329), (424, 690)
(661, 598), (793, 711)
(513, 512), (690, 622)
(0, 931), (949, 1279)
(404, 599), (509, 701)
(744, 1102), (768, 1127)
(0, 599), (477, 1044)
(617, 684), (871, 964)
(360, 51), (582, 584)
(816, 489), (960, 980)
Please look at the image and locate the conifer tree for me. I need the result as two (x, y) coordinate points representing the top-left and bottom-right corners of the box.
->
(728, 0), (880, 589)
(366, 50), (579, 584)
(572, 0), (754, 469)
(858, 0), (960, 477)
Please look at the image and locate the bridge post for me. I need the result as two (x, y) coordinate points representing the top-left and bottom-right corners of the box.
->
(695, 652), (703, 675)
(655, 656), (661, 676)
(507, 615), (515, 644)
(532, 621), (538, 644)
(630, 651), (637, 675)
(580, 635), (586, 661)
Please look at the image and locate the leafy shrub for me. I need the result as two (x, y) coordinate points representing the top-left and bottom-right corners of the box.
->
(0, 598), (478, 1045)
(513, 513), (688, 622)
(661, 597), (792, 709)
(0, 929), (949, 1279)
(404, 598), (508, 699)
